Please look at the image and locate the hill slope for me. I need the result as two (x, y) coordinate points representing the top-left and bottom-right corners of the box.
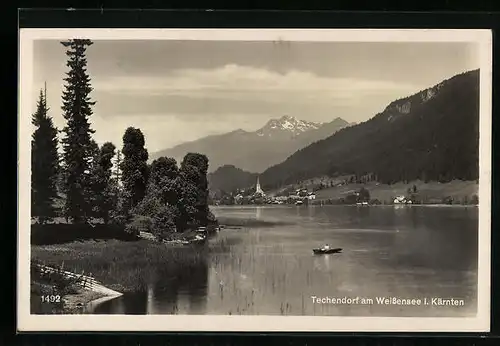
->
(207, 165), (258, 193)
(151, 116), (351, 173)
(260, 69), (480, 189)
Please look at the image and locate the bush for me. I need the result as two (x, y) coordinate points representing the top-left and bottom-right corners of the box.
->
(125, 215), (154, 237)
(126, 190), (178, 240)
(151, 204), (177, 240)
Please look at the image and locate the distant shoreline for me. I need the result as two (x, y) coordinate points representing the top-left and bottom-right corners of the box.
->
(210, 204), (479, 209)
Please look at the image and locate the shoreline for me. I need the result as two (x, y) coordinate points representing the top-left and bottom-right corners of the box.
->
(84, 291), (123, 313)
(211, 204), (479, 208)
(68, 280), (123, 314)
(62, 283), (123, 314)
(31, 239), (208, 313)
(61, 289), (106, 314)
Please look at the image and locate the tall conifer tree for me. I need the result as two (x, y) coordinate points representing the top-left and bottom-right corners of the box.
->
(31, 87), (59, 223)
(179, 153), (210, 228)
(120, 127), (149, 217)
(60, 39), (96, 223)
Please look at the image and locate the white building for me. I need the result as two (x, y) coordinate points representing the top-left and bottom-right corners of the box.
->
(255, 176), (265, 196)
(394, 195), (412, 204)
(393, 196), (406, 204)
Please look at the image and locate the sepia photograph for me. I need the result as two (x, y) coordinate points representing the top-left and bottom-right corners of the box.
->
(18, 29), (491, 332)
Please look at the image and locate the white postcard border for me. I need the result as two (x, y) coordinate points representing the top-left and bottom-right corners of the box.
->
(18, 28), (492, 332)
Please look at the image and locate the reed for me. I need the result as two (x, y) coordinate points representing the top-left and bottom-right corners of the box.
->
(31, 239), (208, 293)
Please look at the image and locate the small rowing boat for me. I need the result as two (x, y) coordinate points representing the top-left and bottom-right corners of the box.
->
(312, 247), (342, 255)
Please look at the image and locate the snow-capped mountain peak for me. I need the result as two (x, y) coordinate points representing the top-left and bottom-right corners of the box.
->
(256, 115), (322, 137)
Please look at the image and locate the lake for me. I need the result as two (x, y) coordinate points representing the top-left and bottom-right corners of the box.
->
(91, 205), (478, 317)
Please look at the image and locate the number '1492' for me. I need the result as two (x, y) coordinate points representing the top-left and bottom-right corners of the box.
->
(41, 295), (61, 303)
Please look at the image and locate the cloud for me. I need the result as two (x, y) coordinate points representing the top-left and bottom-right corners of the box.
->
(30, 40), (478, 155)
(32, 64), (427, 152)
(95, 64), (422, 98)
(88, 64), (425, 124)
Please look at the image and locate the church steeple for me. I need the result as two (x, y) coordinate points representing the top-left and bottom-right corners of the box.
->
(255, 176), (264, 195)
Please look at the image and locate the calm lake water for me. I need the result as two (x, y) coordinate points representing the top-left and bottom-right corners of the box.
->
(92, 205), (478, 317)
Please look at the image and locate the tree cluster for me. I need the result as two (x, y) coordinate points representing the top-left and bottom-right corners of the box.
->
(31, 39), (213, 236)
(126, 153), (214, 239)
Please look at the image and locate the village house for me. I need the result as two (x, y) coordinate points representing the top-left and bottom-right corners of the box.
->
(393, 195), (413, 204)
(234, 193), (244, 204)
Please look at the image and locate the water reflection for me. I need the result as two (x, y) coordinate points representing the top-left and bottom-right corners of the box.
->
(92, 252), (209, 314)
(255, 206), (262, 220)
(93, 205), (478, 317)
(312, 253), (333, 272)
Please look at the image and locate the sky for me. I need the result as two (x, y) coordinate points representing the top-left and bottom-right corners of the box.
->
(32, 39), (479, 152)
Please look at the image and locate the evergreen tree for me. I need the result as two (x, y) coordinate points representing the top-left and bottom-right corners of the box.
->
(60, 39), (96, 224)
(90, 142), (116, 224)
(120, 127), (149, 217)
(179, 153), (211, 227)
(31, 88), (59, 223)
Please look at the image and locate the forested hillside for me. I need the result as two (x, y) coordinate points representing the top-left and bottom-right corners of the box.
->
(260, 70), (480, 189)
(208, 165), (258, 193)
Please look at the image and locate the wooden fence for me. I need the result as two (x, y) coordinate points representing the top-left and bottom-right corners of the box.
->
(33, 262), (101, 290)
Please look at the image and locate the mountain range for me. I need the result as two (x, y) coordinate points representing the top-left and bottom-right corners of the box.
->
(259, 69), (480, 189)
(151, 115), (352, 173)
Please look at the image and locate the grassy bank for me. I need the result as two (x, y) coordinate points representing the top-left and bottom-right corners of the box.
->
(30, 263), (108, 314)
(31, 239), (207, 293)
(313, 179), (478, 204)
(31, 281), (107, 314)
